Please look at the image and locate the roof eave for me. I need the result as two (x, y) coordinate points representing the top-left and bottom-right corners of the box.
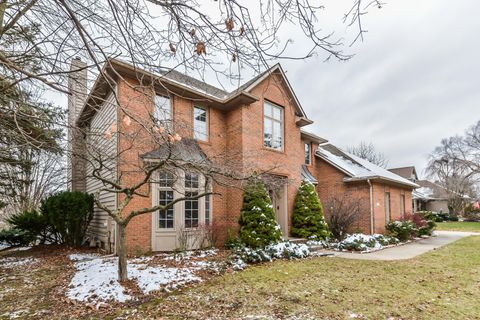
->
(296, 117), (314, 127)
(344, 176), (419, 189)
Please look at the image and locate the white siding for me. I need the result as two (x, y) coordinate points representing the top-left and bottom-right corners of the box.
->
(86, 90), (118, 251)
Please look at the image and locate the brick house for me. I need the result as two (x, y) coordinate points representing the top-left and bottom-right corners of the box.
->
(311, 145), (419, 234)
(68, 58), (416, 253)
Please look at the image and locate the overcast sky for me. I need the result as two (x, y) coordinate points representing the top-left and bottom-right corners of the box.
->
(56, 0), (479, 179)
(280, 0), (480, 178)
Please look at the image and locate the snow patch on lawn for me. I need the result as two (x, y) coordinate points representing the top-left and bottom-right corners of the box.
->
(0, 242), (9, 250)
(160, 248), (218, 261)
(67, 254), (205, 303)
(0, 257), (38, 269)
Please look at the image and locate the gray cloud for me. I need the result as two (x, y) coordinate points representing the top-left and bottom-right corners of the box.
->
(286, 0), (480, 178)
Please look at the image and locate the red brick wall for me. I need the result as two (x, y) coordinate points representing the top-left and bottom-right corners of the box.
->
(113, 69), (417, 252)
(312, 158), (372, 234)
(117, 78), (156, 254)
(114, 70), (310, 251)
(311, 157), (415, 235)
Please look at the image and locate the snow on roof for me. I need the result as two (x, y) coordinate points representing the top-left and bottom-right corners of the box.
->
(316, 144), (419, 188)
(413, 187), (434, 200)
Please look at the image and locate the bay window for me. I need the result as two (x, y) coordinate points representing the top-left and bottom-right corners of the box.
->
(154, 170), (212, 231)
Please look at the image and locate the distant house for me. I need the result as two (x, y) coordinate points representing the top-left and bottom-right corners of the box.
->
(388, 166), (418, 184)
(412, 180), (450, 213)
(311, 145), (419, 234)
(387, 166), (450, 213)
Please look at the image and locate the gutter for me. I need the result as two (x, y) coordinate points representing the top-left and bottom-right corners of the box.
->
(368, 179), (375, 234)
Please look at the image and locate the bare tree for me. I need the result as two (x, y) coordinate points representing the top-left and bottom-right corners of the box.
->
(347, 141), (389, 168)
(1, 0), (383, 282)
(0, 0), (383, 95)
(427, 121), (480, 214)
(324, 194), (367, 240)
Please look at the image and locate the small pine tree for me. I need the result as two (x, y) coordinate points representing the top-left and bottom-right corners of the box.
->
(239, 178), (282, 248)
(291, 181), (331, 239)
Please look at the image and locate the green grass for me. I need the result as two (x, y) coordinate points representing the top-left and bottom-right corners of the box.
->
(2, 238), (480, 319)
(121, 236), (480, 320)
(436, 221), (480, 232)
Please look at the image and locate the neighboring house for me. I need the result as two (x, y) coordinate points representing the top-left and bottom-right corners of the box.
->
(388, 166), (418, 184)
(67, 58), (416, 253)
(412, 180), (450, 213)
(312, 145), (418, 234)
(387, 166), (450, 213)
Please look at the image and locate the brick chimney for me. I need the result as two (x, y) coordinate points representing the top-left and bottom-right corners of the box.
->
(67, 58), (88, 191)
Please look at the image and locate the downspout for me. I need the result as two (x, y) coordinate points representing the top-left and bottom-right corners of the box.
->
(367, 179), (375, 234)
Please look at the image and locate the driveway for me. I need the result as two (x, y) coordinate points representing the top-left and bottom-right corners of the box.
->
(327, 230), (479, 261)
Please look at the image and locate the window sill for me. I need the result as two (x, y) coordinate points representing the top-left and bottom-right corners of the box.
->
(197, 139), (211, 146)
(262, 146), (286, 155)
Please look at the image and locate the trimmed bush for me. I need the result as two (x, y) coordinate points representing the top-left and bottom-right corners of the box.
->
(420, 211), (458, 222)
(231, 241), (310, 265)
(41, 191), (94, 247)
(0, 228), (34, 247)
(238, 178), (282, 248)
(7, 209), (51, 244)
(335, 234), (399, 251)
(464, 204), (480, 222)
(291, 181), (331, 239)
(386, 220), (417, 241)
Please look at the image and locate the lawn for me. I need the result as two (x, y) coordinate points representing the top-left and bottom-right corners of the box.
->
(436, 221), (480, 233)
(1, 237), (480, 319)
(120, 236), (480, 320)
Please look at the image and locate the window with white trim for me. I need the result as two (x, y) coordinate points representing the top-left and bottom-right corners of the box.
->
(305, 143), (311, 165)
(385, 192), (391, 223)
(184, 172), (199, 228)
(155, 95), (172, 129)
(193, 106), (208, 141)
(264, 101), (283, 150)
(205, 194), (211, 225)
(400, 194), (406, 217)
(158, 171), (175, 229)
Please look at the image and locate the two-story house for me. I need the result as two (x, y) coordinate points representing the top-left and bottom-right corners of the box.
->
(67, 58), (417, 253)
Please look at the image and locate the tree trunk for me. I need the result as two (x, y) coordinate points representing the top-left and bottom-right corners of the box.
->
(117, 223), (128, 282)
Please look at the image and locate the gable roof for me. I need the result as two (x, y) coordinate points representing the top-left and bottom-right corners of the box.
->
(232, 63), (309, 120)
(316, 144), (419, 188)
(77, 59), (310, 125)
(388, 166), (418, 181)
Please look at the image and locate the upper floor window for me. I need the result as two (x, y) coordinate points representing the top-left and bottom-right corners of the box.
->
(264, 101), (283, 150)
(305, 143), (311, 165)
(155, 95), (172, 130)
(194, 106), (208, 141)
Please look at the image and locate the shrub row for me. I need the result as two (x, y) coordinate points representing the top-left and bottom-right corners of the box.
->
(386, 213), (436, 241)
(0, 191), (94, 248)
(419, 211), (458, 222)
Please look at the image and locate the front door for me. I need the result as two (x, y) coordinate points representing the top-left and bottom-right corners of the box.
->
(268, 184), (288, 237)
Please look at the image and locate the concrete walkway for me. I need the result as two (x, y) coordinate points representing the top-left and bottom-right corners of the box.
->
(326, 231), (479, 261)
